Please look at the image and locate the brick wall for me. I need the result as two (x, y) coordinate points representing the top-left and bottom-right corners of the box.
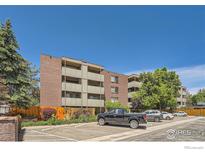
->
(0, 116), (19, 141)
(101, 70), (128, 106)
(40, 55), (62, 106)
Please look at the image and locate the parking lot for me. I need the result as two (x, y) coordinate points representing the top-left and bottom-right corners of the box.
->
(22, 116), (205, 141)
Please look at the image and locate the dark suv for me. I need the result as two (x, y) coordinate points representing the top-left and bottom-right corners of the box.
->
(97, 108), (147, 129)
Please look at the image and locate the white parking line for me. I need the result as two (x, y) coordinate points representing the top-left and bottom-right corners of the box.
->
(85, 117), (204, 141)
(30, 130), (78, 141)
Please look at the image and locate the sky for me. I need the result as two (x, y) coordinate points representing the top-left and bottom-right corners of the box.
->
(0, 6), (205, 94)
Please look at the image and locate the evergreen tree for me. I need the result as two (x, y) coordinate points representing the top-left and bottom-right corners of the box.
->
(0, 19), (38, 108)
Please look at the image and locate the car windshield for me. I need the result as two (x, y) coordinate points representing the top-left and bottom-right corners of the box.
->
(109, 110), (115, 114)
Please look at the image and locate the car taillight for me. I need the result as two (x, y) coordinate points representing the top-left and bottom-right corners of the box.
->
(143, 114), (147, 120)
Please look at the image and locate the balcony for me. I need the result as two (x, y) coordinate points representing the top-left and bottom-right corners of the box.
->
(128, 92), (136, 98)
(87, 72), (104, 82)
(87, 99), (104, 107)
(87, 86), (104, 94)
(62, 67), (82, 78)
(62, 83), (82, 92)
(128, 81), (142, 88)
(62, 98), (82, 106)
(177, 97), (187, 103)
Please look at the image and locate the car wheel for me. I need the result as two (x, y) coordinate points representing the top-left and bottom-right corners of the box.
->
(98, 118), (105, 126)
(130, 120), (139, 129)
(154, 117), (160, 122)
(166, 116), (171, 120)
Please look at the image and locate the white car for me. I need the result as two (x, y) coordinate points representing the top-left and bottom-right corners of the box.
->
(173, 111), (188, 117)
(161, 112), (174, 120)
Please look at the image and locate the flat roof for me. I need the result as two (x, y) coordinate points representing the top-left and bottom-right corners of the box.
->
(103, 70), (128, 76)
(41, 53), (104, 69)
(128, 74), (140, 78)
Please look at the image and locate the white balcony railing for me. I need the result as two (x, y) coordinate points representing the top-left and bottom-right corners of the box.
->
(177, 97), (187, 103)
(62, 98), (82, 106)
(87, 72), (104, 82)
(62, 83), (82, 92)
(87, 86), (104, 94)
(87, 99), (104, 107)
(62, 67), (82, 78)
(128, 81), (142, 88)
(128, 92), (136, 98)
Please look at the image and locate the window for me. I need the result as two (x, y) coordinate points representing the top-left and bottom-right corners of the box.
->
(128, 77), (140, 82)
(88, 66), (101, 74)
(111, 97), (118, 102)
(111, 76), (118, 83)
(88, 94), (104, 100)
(62, 91), (81, 98)
(62, 60), (81, 70)
(115, 109), (124, 114)
(128, 87), (139, 92)
(88, 80), (103, 87)
(111, 87), (118, 94)
(62, 76), (81, 84)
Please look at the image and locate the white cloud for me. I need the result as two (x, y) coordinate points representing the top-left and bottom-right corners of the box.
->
(125, 64), (205, 94)
(174, 65), (205, 94)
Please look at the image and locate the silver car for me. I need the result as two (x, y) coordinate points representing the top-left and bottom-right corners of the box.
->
(161, 111), (174, 120)
(173, 111), (188, 117)
(144, 110), (163, 122)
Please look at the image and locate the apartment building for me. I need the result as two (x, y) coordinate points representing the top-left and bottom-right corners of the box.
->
(40, 55), (105, 109)
(101, 71), (128, 106)
(127, 74), (142, 108)
(177, 86), (189, 108)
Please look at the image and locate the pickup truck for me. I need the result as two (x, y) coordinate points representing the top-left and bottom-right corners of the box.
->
(97, 108), (147, 129)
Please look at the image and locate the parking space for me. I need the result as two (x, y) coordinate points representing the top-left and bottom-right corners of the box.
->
(22, 116), (202, 141)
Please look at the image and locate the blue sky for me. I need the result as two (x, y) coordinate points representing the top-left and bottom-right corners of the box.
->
(0, 6), (205, 94)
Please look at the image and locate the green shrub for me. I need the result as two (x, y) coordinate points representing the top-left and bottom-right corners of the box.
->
(105, 101), (129, 111)
(21, 115), (97, 127)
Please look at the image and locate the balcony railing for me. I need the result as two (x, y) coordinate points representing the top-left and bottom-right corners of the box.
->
(87, 99), (104, 107)
(128, 81), (142, 88)
(87, 86), (104, 94)
(62, 82), (82, 92)
(62, 98), (82, 106)
(62, 67), (82, 78)
(128, 92), (136, 98)
(87, 72), (104, 82)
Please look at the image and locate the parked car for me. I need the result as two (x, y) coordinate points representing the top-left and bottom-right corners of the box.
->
(173, 111), (188, 117)
(144, 110), (163, 122)
(161, 111), (174, 120)
(97, 108), (147, 129)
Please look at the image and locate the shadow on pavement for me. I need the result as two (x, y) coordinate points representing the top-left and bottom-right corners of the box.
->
(102, 124), (147, 129)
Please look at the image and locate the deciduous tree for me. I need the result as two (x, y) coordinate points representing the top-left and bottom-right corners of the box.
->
(132, 68), (181, 110)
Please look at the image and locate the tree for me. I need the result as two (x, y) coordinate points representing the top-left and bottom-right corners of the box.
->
(192, 89), (205, 105)
(0, 19), (38, 108)
(132, 67), (181, 110)
(105, 101), (129, 111)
